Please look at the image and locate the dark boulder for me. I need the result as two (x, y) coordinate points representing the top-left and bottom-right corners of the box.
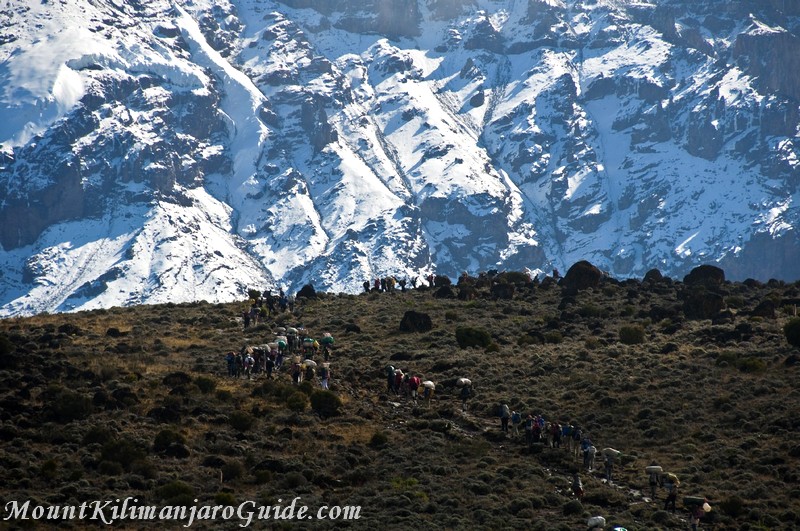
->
(343, 323), (361, 334)
(457, 286), (478, 301)
(750, 300), (776, 318)
(433, 285), (456, 299)
(399, 311), (433, 333)
(683, 290), (724, 320)
(490, 283), (515, 300)
(643, 268), (664, 282)
(297, 284), (317, 299)
(683, 265), (725, 287)
(164, 443), (191, 459)
(562, 261), (604, 290)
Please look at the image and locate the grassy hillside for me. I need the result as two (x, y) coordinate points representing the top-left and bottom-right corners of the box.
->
(1, 267), (799, 530)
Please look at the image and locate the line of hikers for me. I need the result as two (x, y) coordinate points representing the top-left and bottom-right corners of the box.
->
(225, 325), (335, 390)
(242, 289), (295, 328)
(497, 406), (709, 529)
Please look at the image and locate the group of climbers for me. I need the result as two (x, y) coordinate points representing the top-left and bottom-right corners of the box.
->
(384, 365), (438, 407)
(233, 283), (712, 531)
(242, 289), (294, 328)
(227, 314), (336, 391)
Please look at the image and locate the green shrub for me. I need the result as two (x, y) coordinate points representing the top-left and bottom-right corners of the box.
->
(156, 480), (195, 506)
(39, 459), (58, 481)
(98, 461), (124, 476)
(221, 461), (245, 482)
(725, 295), (746, 309)
(784, 318), (800, 348)
(46, 387), (93, 422)
(82, 426), (114, 445)
(282, 471), (308, 489)
(578, 304), (604, 318)
(444, 311), (458, 321)
(310, 390), (343, 418)
(216, 389), (233, 402)
(719, 495), (745, 517)
(154, 429), (186, 452)
(544, 331), (563, 344)
(0, 334), (13, 356)
(101, 439), (145, 470)
(214, 492), (236, 506)
(455, 327), (492, 349)
(736, 357), (766, 373)
(370, 431), (389, 448)
(286, 392), (308, 413)
(562, 499), (583, 515)
(194, 376), (216, 394)
(619, 325), (646, 345)
(228, 411), (255, 431)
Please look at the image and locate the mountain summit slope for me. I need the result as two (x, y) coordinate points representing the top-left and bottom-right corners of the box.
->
(1, 0), (799, 316)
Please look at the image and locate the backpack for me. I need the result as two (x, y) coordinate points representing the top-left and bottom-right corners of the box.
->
(511, 412), (521, 424)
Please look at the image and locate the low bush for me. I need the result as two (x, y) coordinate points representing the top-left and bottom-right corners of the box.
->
(215, 492), (236, 506)
(229, 411), (255, 431)
(286, 392), (309, 413)
(156, 480), (195, 506)
(562, 499), (583, 515)
(194, 375), (216, 394)
(455, 326), (492, 349)
(370, 431), (389, 447)
(154, 429), (186, 452)
(619, 325), (645, 345)
(101, 439), (146, 471)
(783, 318), (800, 348)
(310, 390), (343, 418)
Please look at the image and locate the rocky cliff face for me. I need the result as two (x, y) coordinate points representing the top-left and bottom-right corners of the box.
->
(0, 0), (798, 316)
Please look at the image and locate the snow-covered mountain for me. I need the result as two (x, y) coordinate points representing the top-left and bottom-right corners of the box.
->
(1, 0), (799, 316)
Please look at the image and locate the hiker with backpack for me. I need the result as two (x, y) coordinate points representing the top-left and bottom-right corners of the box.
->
(385, 365), (396, 393)
(603, 453), (614, 483)
(511, 410), (522, 437)
(572, 473), (584, 499)
(320, 363), (331, 390)
(499, 404), (511, 433)
(663, 473), (680, 513)
(407, 374), (421, 399)
(572, 427), (583, 460)
(562, 423), (573, 451)
(524, 414), (535, 445)
(226, 351), (236, 377)
(459, 384), (473, 412)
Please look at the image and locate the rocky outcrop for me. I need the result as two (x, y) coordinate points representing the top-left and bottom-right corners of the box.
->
(733, 28), (800, 101)
(562, 261), (604, 291)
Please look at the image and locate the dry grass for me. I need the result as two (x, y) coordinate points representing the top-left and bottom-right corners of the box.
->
(0, 278), (799, 529)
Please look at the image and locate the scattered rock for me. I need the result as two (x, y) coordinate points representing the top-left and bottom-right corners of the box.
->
(399, 311), (433, 333)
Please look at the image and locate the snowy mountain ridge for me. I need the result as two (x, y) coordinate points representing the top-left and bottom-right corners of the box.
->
(0, 0), (799, 316)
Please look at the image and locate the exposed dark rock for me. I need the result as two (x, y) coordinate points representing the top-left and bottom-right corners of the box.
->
(399, 311), (433, 333)
(164, 443), (191, 459)
(433, 285), (456, 299)
(682, 289), (724, 320)
(683, 265), (725, 287)
(457, 286), (478, 301)
(562, 261), (604, 290)
(733, 28), (800, 101)
(490, 283), (515, 300)
(297, 284), (317, 299)
(344, 323), (362, 333)
(162, 372), (192, 387)
(750, 300), (776, 318)
(643, 269), (664, 283)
